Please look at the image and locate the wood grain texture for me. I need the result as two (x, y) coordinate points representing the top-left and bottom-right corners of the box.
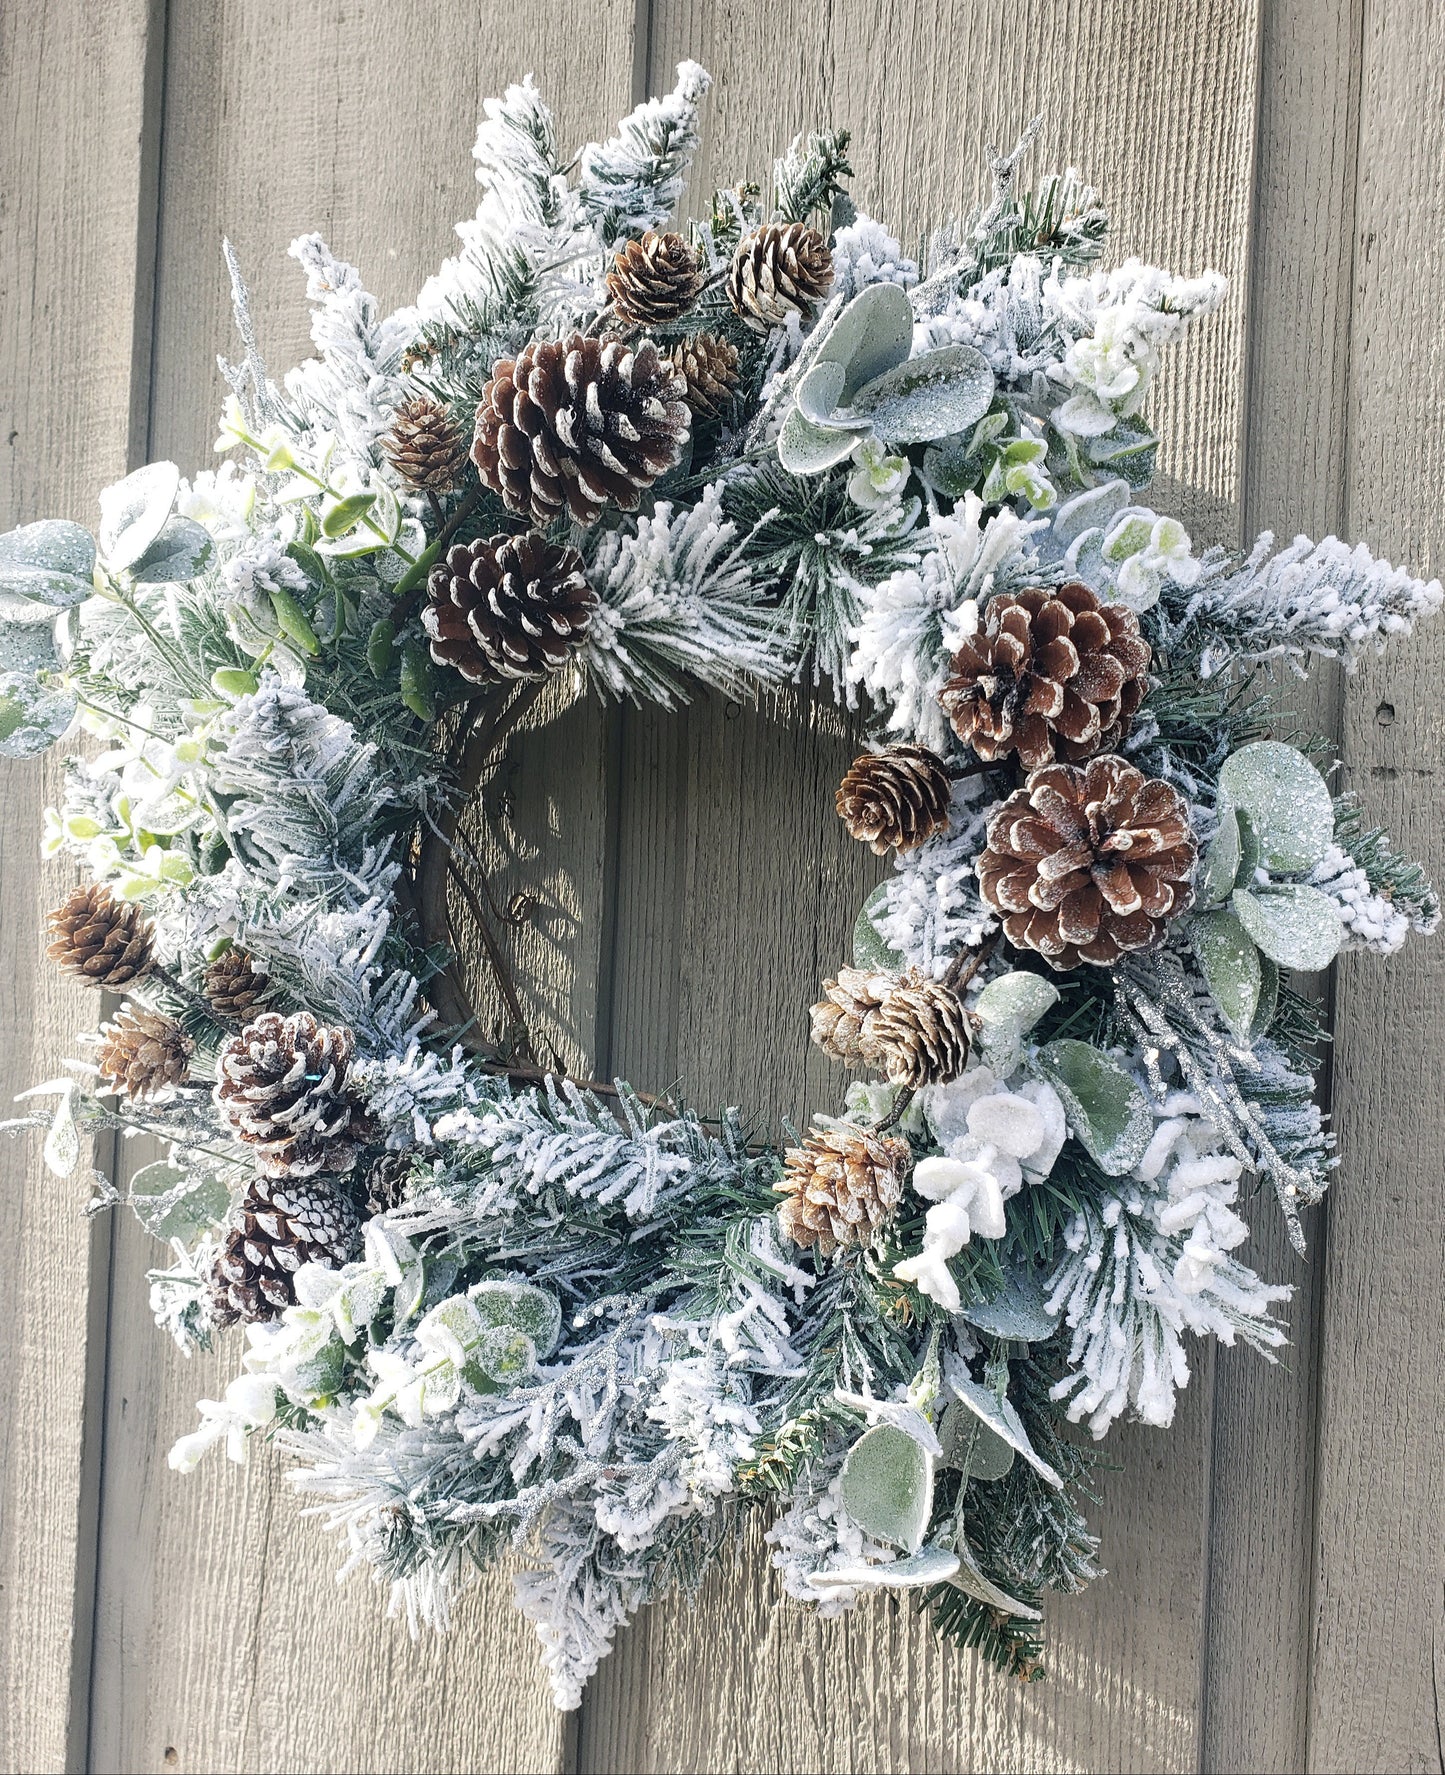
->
(0, 1), (163, 1769)
(1308, 1), (1445, 1767)
(82, 7), (639, 1772)
(580, 3), (1263, 1769)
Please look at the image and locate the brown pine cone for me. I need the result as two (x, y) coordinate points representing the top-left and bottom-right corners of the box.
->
(423, 530), (595, 683)
(939, 583), (1151, 770)
(866, 970), (974, 1088)
(777, 1124), (909, 1256)
(605, 230), (704, 328)
(471, 334), (690, 529)
(837, 745), (953, 855)
(214, 1010), (366, 1177)
(668, 333), (741, 420)
(365, 1151), (413, 1216)
(977, 754), (1197, 970)
(809, 966), (894, 1068)
(382, 394), (469, 493)
(210, 1177), (360, 1325)
(203, 947), (273, 1021)
(726, 223), (833, 331)
(46, 883), (154, 988)
(96, 1007), (193, 1098)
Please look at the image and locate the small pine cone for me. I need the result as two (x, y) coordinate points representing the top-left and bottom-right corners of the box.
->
(214, 1011), (366, 1177)
(837, 745), (953, 856)
(472, 334), (690, 529)
(46, 884), (154, 988)
(382, 394), (469, 493)
(726, 223), (833, 331)
(96, 1007), (194, 1099)
(203, 947), (273, 1021)
(939, 583), (1151, 769)
(365, 1151), (412, 1216)
(777, 1124), (909, 1256)
(210, 1176), (359, 1325)
(668, 333), (741, 420)
(866, 969), (974, 1088)
(809, 966), (894, 1067)
(423, 530), (595, 683)
(977, 754), (1197, 970)
(605, 230), (705, 328)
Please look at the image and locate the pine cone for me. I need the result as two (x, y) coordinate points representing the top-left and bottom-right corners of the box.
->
(837, 745), (953, 855)
(939, 583), (1151, 769)
(210, 1177), (359, 1325)
(977, 754), (1197, 970)
(46, 884), (154, 988)
(472, 335), (690, 529)
(667, 333), (741, 420)
(866, 970), (974, 1088)
(726, 224), (833, 331)
(96, 1007), (193, 1099)
(365, 1151), (413, 1216)
(214, 1011), (366, 1177)
(203, 947), (273, 1021)
(777, 1124), (909, 1255)
(605, 231), (704, 328)
(423, 530), (594, 684)
(382, 394), (469, 493)
(809, 966), (894, 1067)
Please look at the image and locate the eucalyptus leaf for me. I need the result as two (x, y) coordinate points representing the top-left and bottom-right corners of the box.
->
(806, 1545), (961, 1594)
(131, 516), (213, 585)
(1218, 741), (1334, 872)
(1049, 478), (1131, 550)
(949, 1537), (1042, 1619)
(0, 672), (76, 758)
(973, 970), (1059, 1070)
(1189, 907), (1262, 1042)
(1251, 953), (1280, 1041)
(939, 1401), (1016, 1480)
(0, 519), (96, 608)
(809, 281), (914, 399)
(852, 882), (903, 971)
(98, 461), (180, 570)
(42, 1091), (80, 1177)
(944, 1369), (1062, 1489)
(1234, 806), (1262, 886)
(839, 1422), (935, 1552)
(778, 403), (863, 475)
(957, 1262), (1061, 1344)
(1036, 1038), (1152, 1176)
(470, 1279), (562, 1359)
(845, 346), (995, 445)
(795, 359), (855, 426)
(474, 1323), (538, 1384)
(129, 1160), (230, 1241)
(1197, 805), (1241, 908)
(1232, 883), (1343, 971)
(919, 433), (976, 499)
(1084, 420), (1158, 489)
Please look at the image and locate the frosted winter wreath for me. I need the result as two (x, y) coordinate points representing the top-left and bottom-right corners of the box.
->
(2, 63), (1439, 1707)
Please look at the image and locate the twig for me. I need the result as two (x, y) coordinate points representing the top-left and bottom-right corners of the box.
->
(446, 858), (535, 1063)
(944, 929), (1001, 994)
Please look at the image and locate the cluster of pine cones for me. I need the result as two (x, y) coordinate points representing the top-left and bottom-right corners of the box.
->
(383, 221), (832, 688)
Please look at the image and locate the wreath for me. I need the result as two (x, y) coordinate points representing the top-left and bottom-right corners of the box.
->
(3, 63), (1439, 1709)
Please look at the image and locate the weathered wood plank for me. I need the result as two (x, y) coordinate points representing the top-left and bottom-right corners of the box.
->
(1198, 3), (1362, 1769)
(83, 7), (640, 1772)
(0, 2), (164, 1769)
(581, 2), (1265, 1769)
(1307, 2), (1445, 1768)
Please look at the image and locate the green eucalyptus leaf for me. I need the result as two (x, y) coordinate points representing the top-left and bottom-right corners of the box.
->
(1189, 907), (1262, 1042)
(810, 281), (914, 397)
(839, 1422), (934, 1553)
(795, 359), (855, 426)
(474, 1323), (538, 1384)
(469, 1279), (562, 1359)
(778, 404), (862, 475)
(1251, 952), (1280, 1041)
(939, 1401), (1016, 1480)
(1218, 741), (1335, 872)
(1232, 883), (1343, 971)
(1197, 805), (1241, 908)
(1234, 805), (1262, 887)
(0, 667), (76, 758)
(919, 433), (977, 499)
(957, 1261), (1060, 1343)
(0, 520), (96, 608)
(1084, 420), (1158, 489)
(98, 461), (180, 570)
(131, 517), (213, 585)
(844, 346), (995, 445)
(1035, 1038), (1152, 1176)
(1049, 478), (1131, 550)
(852, 883), (903, 971)
(129, 1160), (230, 1241)
(973, 970), (1060, 1070)
(945, 1370), (1062, 1489)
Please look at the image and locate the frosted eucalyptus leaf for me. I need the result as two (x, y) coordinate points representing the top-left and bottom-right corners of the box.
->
(795, 360), (854, 427)
(839, 1422), (935, 1552)
(44, 1091), (80, 1177)
(1218, 741), (1334, 872)
(1232, 883), (1343, 971)
(470, 1279), (562, 1359)
(920, 433), (975, 499)
(950, 1537), (1042, 1619)
(958, 1262), (1061, 1343)
(778, 404), (862, 475)
(1049, 478), (1131, 550)
(973, 970), (1059, 1069)
(474, 1323), (539, 1384)
(131, 517), (213, 585)
(945, 1369), (1062, 1489)
(1190, 907), (1262, 1042)
(939, 1402), (1015, 1480)
(845, 346), (995, 446)
(0, 671), (76, 758)
(98, 461), (180, 570)
(1252, 953), (1280, 1041)
(129, 1160), (230, 1241)
(1197, 805), (1241, 908)
(1085, 419), (1158, 488)
(806, 1545), (961, 1593)
(811, 281), (914, 397)
(0, 519), (96, 607)
(1036, 1038), (1152, 1176)
(852, 882), (903, 971)
(0, 619), (62, 676)
(1234, 806), (1261, 886)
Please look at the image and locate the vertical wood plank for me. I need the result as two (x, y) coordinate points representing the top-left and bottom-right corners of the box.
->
(84, 7), (641, 1772)
(0, 1), (162, 1769)
(582, 3), (1265, 1769)
(1307, 3), (1445, 1768)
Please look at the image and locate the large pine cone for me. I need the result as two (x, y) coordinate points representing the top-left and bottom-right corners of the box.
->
(471, 335), (690, 529)
(96, 1007), (193, 1098)
(977, 754), (1197, 969)
(214, 1011), (366, 1177)
(210, 1177), (360, 1325)
(837, 745), (953, 855)
(777, 1124), (909, 1256)
(424, 531), (594, 683)
(811, 966), (973, 1086)
(46, 884), (154, 988)
(939, 583), (1151, 769)
(203, 947), (273, 1021)
(605, 230), (704, 328)
(383, 394), (469, 493)
(726, 224), (833, 331)
(810, 966), (893, 1067)
(668, 333), (741, 420)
